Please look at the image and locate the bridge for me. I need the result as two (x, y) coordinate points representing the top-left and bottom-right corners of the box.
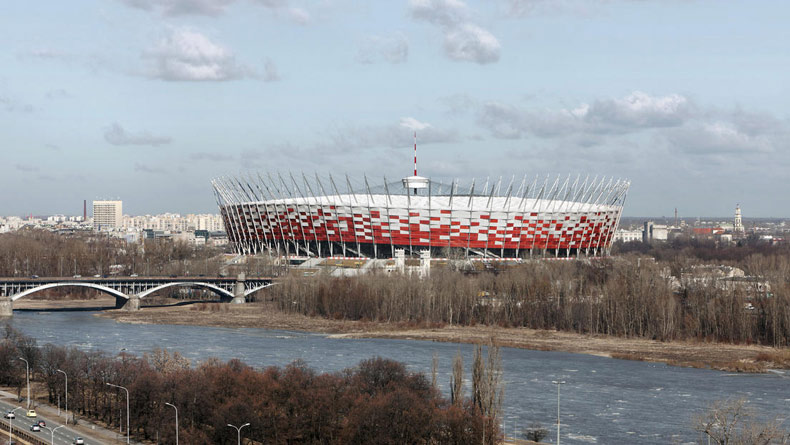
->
(0, 274), (274, 317)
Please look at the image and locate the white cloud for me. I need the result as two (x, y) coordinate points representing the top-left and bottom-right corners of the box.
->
(119, 0), (312, 24)
(357, 33), (409, 65)
(145, 28), (253, 81)
(477, 91), (692, 139)
(104, 123), (172, 146)
(443, 23), (501, 64)
(583, 91), (691, 129)
(409, 0), (501, 65)
(286, 7), (311, 24)
(400, 117), (432, 131)
(410, 0), (469, 26)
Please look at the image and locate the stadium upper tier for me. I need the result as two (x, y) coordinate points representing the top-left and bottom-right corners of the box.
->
(212, 173), (630, 259)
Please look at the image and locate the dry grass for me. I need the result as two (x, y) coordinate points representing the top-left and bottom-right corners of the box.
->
(98, 302), (790, 373)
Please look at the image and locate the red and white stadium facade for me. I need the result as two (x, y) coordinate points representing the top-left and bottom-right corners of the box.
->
(212, 172), (630, 259)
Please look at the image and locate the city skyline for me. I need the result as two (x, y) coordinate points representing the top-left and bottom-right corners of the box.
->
(2, 1), (789, 217)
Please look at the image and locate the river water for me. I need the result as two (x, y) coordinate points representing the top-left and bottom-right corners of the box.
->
(8, 310), (790, 444)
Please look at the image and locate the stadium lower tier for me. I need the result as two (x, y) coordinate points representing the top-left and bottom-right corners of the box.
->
(220, 203), (622, 258)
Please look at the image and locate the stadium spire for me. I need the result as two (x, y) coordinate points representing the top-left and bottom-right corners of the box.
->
(414, 131), (418, 176)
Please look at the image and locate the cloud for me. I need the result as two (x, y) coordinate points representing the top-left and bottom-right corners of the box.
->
(667, 111), (789, 157)
(120, 0), (235, 16)
(145, 28), (253, 81)
(477, 91), (693, 139)
(45, 89), (71, 100)
(15, 164), (39, 172)
(263, 58), (281, 82)
(409, 0), (500, 64)
(119, 0), (311, 22)
(190, 152), (234, 162)
(104, 123), (172, 146)
(134, 163), (167, 174)
(322, 117), (459, 151)
(285, 7), (311, 24)
(0, 95), (34, 113)
(356, 33), (409, 65)
(583, 91), (692, 129)
(443, 23), (500, 64)
(410, 0), (469, 26)
(399, 117), (432, 131)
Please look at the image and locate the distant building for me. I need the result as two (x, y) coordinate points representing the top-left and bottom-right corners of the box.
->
(643, 221), (668, 242)
(734, 204), (744, 235)
(614, 229), (642, 242)
(93, 200), (122, 230)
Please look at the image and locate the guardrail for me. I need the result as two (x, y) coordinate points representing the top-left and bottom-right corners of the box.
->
(2, 419), (49, 445)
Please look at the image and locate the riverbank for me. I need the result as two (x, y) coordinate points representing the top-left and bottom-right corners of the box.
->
(89, 300), (790, 373)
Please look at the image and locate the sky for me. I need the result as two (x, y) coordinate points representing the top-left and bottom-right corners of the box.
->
(1, 0), (788, 218)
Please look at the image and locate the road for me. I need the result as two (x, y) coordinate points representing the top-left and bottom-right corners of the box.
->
(0, 393), (126, 445)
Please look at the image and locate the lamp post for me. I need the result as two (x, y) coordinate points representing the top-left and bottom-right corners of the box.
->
(165, 402), (178, 445)
(227, 423), (250, 445)
(18, 358), (29, 409)
(42, 424), (65, 445)
(8, 406), (22, 445)
(57, 369), (68, 424)
(106, 383), (130, 444)
(552, 380), (566, 445)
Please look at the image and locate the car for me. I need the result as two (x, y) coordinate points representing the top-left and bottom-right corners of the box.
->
(73, 438), (84, 445)
(73, 274), (82, 278)
(31, 275), (40, 279)
(130, 273), (138, 277)
(36, 420), (46, 427)
(30, 424), (40, 432)
(3, 411), (14, 419)
(25, 409), (36, 418)
(93, 274), (101, 278)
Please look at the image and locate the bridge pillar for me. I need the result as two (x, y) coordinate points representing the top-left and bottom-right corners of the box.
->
(125, 295), (141, 311)
(0, 296), (12, 317)
(231, 273), (246, 304)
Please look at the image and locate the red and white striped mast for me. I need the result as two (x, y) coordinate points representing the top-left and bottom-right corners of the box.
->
(413, 131), (418, 177)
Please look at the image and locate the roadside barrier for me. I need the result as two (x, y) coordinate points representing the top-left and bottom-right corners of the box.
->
(2, 419), (49, 445)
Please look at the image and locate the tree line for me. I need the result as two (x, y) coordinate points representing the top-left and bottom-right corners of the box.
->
(0, 324), (497, 444)
(266, 249), (790, 347)
(0, 228), (225, 278)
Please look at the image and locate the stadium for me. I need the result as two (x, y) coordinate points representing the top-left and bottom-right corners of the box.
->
(211, 169), (630, 260)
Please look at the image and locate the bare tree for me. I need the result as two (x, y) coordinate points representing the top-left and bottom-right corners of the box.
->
(450, 350), (464, 406)
(693, 398), (789, 445)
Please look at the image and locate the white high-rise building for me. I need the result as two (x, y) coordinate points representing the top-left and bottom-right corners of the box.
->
(93, 200), (122, 230)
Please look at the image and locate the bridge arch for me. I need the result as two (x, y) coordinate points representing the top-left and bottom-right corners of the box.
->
(243, 282), (277, 298)
(10, 282), (130, 302)
(136, 282), (235, 300)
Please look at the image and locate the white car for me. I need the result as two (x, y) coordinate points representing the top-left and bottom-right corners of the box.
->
(30, 424), (41, 432)
(73, 438), (85, 445)
(3, 411), (14, 419)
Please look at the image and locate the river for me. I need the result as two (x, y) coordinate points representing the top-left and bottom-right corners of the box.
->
(8, 310), (790, 444)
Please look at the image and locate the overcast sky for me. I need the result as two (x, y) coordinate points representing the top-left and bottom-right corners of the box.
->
(1, 0), (788, 218)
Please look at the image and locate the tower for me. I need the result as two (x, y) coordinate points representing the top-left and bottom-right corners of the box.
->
(734, 204), (744, 234)
(401, 131), (429, 195)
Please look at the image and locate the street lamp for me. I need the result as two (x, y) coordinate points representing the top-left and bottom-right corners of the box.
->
(42, 424), (65, 445)
(57, 369), (68, 424)
(7, 406), (22, 445)
(227, 422), (250, 445)
(18, 358), (29, 409)
(106, 382), (130, 444)
(552, 380), (566, 445)
(165, 402), (178, 445)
